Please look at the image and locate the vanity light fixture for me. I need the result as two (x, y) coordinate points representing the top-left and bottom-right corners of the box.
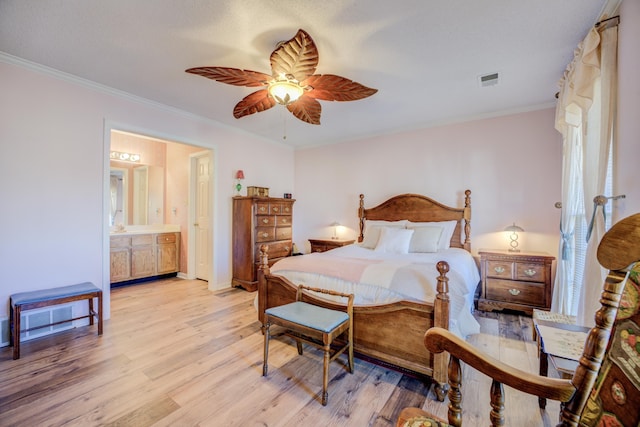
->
(504, 223), (524, 252)
(110, 150), (141, 163)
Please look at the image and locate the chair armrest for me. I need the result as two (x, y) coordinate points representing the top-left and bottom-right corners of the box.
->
(425, 327), (576, 402)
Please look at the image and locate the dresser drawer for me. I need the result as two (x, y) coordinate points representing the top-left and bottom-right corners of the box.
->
(277, 215), (292, 226)
(256, 241), (291, 259)
(515, 262), (547, 282)
(275, 227), (292, 240)
(257, 215), (276, 226)
(486, 260), (513, 279)
(486, 279), (546, 307)
(269, 203), (284, 214)
(256, 202), (270, 214)
(255, 227), (275, 242)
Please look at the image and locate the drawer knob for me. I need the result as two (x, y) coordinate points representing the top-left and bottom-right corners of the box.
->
(508, 289), (521, 296)
(524, 269), (536, 277)
(281, 219), (288, 224)
(262, 232), (268, 238)
(272, 207), (280, 212)
(494, 266), (505, 274)
(262, 218), (269, 224)
(259, 207), (266, 212)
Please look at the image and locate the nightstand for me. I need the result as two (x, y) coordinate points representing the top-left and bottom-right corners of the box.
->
(309, 238), (355, 253)
(478, 249), (555, 315)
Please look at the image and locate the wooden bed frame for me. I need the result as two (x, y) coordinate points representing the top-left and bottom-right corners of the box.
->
(257, 190), (472, 400)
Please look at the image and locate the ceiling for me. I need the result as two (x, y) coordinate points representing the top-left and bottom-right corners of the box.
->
(0, 0), (608, 148)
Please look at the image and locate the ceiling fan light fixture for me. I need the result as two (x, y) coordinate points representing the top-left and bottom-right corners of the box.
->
(268, 79), (304, 105)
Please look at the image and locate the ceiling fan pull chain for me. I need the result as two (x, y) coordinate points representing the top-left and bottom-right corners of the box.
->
(283, 112), (288, 140)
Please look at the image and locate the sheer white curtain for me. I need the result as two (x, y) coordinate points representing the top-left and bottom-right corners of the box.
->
(551, 23), (618, 325)
(577, 24), (618, 326)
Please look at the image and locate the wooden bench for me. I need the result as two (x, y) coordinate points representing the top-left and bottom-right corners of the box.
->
(9, 282), (103, 359)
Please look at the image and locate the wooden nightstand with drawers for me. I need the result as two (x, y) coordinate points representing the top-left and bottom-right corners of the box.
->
(309, 238), (355, 253)
(478, 249), (555, 315)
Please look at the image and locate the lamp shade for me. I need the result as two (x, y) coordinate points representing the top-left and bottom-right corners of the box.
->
(235, 170), (245, 180)
(504, 223), (524, 233)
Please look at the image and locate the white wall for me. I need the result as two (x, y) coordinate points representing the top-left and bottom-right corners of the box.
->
(293, 108), (563, 258)
(0, 58), (295, 319)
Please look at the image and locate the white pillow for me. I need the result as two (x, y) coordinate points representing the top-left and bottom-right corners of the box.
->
(361, 220), (407, 249)
(374, 227), (414, 254)
(407, 220), (458, 250)
(408, 226), (443, 253)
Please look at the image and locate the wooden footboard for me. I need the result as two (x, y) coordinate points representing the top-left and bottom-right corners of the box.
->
(257, 246), (451, 388)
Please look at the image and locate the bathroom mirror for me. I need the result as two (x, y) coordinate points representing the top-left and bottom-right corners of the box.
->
(109, 163), (164, 226)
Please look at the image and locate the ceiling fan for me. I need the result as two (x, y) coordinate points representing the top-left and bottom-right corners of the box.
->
(185, 29), (377, 125)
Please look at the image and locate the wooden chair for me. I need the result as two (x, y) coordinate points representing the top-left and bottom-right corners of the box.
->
(397, 212), (640, 427)
(262, 284), (354, 406)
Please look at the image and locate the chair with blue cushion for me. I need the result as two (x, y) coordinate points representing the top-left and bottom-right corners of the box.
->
(262, 284), (354, 406)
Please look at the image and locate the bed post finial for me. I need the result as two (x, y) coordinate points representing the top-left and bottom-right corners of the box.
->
(463, 190), (471, 250)
(358, 194), (365, 243)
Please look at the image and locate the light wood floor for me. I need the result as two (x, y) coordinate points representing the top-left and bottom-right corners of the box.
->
(0, 278), (561, 426)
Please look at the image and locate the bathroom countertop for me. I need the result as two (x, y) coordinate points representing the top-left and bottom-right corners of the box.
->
(109, 225), (180, 235)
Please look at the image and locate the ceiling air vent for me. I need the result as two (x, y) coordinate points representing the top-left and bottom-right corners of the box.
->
(478, 72), (500, 87)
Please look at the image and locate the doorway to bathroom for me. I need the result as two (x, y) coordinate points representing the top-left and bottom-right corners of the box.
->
(108, 128), (214, 284)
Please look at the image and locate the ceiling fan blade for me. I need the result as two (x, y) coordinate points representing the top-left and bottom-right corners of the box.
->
(186, 67), (271, 87)
(233, 89), (276, 118)
(303, 74), (378, 101)
(287, 95), (321, 125)
(270, 29), (318, 82)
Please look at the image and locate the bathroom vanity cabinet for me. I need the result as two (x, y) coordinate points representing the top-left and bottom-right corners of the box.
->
(110, 232), (180, 284)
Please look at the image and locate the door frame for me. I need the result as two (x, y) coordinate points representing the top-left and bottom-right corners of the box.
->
(102, 120), (216, 319)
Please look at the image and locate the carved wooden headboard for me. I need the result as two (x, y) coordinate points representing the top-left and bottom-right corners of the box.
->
(358, 190), (471, 251)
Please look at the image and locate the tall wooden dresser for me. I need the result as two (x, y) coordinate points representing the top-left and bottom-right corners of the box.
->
(232, 196), (295, 291)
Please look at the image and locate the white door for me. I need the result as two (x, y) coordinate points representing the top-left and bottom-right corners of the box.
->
(194, 153), (211, 280)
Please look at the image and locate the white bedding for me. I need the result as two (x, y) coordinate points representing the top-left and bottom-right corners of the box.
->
(266, 244), (481, 338)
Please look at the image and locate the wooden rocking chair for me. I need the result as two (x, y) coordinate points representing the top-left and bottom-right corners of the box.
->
(397, 212), (640, 427)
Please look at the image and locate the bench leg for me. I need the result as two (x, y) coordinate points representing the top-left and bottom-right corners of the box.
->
(12, 305), (21, 360)
(89, 298), (95, 326)
(97, 292), (103, 335)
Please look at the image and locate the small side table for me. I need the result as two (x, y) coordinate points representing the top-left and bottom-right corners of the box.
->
(533, 316), (590, 409)
(309, 238), (355, 253)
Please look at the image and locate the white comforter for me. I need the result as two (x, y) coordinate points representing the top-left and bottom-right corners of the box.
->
(268, 244), (481, 338)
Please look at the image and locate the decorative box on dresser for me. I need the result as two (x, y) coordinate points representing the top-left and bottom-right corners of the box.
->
(308, 238), (355, 253)
(478, 249), (555, 315)
(232, 196), (295, 292)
